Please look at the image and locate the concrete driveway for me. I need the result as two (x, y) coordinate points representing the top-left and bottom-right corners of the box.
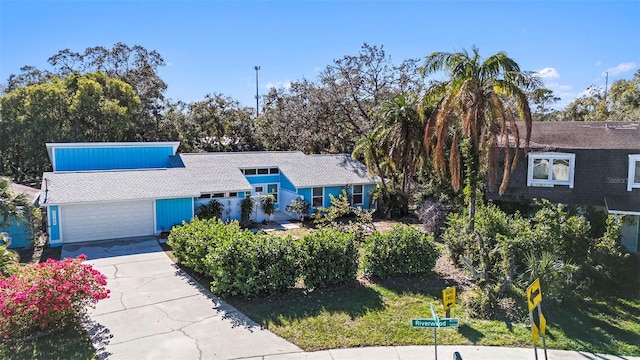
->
(62, 237), (302, 360)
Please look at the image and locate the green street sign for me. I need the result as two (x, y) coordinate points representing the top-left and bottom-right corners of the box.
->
(411, 318), (459, 328)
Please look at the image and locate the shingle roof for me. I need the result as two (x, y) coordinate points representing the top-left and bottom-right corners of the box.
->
(40, 168), (199, 205)
(40, 150), (379, 205)
(180, 151), (378, 190)
(518, 121), (640, 150)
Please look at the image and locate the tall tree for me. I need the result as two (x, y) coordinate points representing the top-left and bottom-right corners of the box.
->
(421, 46), (540, 229)
(256, 43), (423, 154)
(0, 72), (140, 181)
(563, 69), (640, 122)
(374, 93), (425, 194)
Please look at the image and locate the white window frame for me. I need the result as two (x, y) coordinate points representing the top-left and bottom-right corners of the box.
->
(628, 155), (640, 191)
(527, 153), (575, 188)
(352, 185), (363, 205)
(312, 187), (323, 207)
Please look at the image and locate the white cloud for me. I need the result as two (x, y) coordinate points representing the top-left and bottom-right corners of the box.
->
(595, 60), (602, 66)
(265, 81), (291, 90)
(536, 67), (560, 79)
(604, 62), (637, 76)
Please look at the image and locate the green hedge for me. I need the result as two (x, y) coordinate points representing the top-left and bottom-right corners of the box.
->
(203, 234), (298, 297)
(362, 225), (440, 278)
(166, 218), (233, 274)
(298, 229), (358, 288)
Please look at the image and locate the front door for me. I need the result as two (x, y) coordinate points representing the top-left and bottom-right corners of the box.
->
(620, 215), (639, 253)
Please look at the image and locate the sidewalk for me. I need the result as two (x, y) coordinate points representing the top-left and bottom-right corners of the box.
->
(243, 345), (640, 360)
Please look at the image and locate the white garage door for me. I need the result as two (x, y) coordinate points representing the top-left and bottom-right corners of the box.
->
(61, 201), (154, 243)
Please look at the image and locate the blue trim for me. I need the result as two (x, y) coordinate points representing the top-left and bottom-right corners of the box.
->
(48, 205), (60, 241)
(54, 146), (174, 171)
(245, 174), (280, 185)
(156, 198), (193, 233)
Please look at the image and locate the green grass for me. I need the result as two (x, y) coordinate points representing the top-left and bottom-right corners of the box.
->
(0, 323), (96, 360)
(227, 277), (640, 355)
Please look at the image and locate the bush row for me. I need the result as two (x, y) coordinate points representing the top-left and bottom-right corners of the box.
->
(167, 219), (439, 297)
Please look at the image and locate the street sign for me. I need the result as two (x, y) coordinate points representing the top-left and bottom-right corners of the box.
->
(531, 306), (547, 343)
(527, 278), (542, 311)
(412, 318), (459, 328)
(430, 303), (439, 325)
(442, 286), (456, 311)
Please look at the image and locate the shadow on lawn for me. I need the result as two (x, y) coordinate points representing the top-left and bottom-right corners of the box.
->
(228, 281), (386, 327)
(549, 298), (640, 354)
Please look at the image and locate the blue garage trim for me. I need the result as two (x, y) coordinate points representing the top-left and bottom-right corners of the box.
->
(245, 174), (280, 185)
(48, 205), (61, 247)
(54, 146), (174, 171)
(156, 198), (194, 233)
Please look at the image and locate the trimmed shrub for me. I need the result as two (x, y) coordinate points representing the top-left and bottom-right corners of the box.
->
(298, 229), (358, 288)
(167, 218), (241, 274)
(203, 233), (299, 297)
(363, 224), (440, 278)
(0, 255), (109, 339)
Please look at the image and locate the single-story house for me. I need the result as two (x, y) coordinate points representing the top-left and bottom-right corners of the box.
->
(1, 180), (40, 249)
(486, 121), (640, 253)
(39, 142), (379, 246)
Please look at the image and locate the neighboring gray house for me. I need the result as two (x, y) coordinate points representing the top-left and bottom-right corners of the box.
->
(40, 142), (379, 246)
(487, 121), (640, 253)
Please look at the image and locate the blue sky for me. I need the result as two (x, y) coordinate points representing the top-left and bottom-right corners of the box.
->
(1, 1), (639, 110)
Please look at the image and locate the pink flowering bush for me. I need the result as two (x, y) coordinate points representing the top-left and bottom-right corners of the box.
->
(0, 255), (109, 339)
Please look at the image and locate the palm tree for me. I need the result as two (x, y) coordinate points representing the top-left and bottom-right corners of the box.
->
(421, 46), (541, 230)
(375, 93), (425, 194)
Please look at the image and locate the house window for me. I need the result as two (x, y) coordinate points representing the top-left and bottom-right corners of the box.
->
(255, 186), (263, 194)
(269, 167), (279, 174)
(244, 169), (257, 175)
(527, 153), (575, 188)
(198, 194), (211, 199)
(212, 193), (224, 198)
(352, 185), (363, 205)
(258, 168), (269, 175)
(628, 155), (640, 191)
(226, 192), (238, 198)
(312, 187), (323, 207)
(268, 184), (278, 202)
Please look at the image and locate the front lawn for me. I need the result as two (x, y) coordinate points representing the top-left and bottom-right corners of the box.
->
(0, 323), (96, 360)
(227, 276), (640, 355)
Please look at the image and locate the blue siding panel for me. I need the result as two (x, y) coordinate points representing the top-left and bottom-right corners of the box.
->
(363, 184), (377, 209)
(297, 188), (312, 203)
(245, 174), (280, 185)
(280, 173), (296, 192)
(49, 205), (60, 241)
(1, 220), (31, 249)
(324, 186), (344, 207)
(54, 146), (174, 171)
(156, 198), (193, 233)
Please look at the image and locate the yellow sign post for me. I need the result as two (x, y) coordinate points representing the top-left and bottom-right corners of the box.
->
(442, 286), (456, 317)
(527, 278), (547, 360)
